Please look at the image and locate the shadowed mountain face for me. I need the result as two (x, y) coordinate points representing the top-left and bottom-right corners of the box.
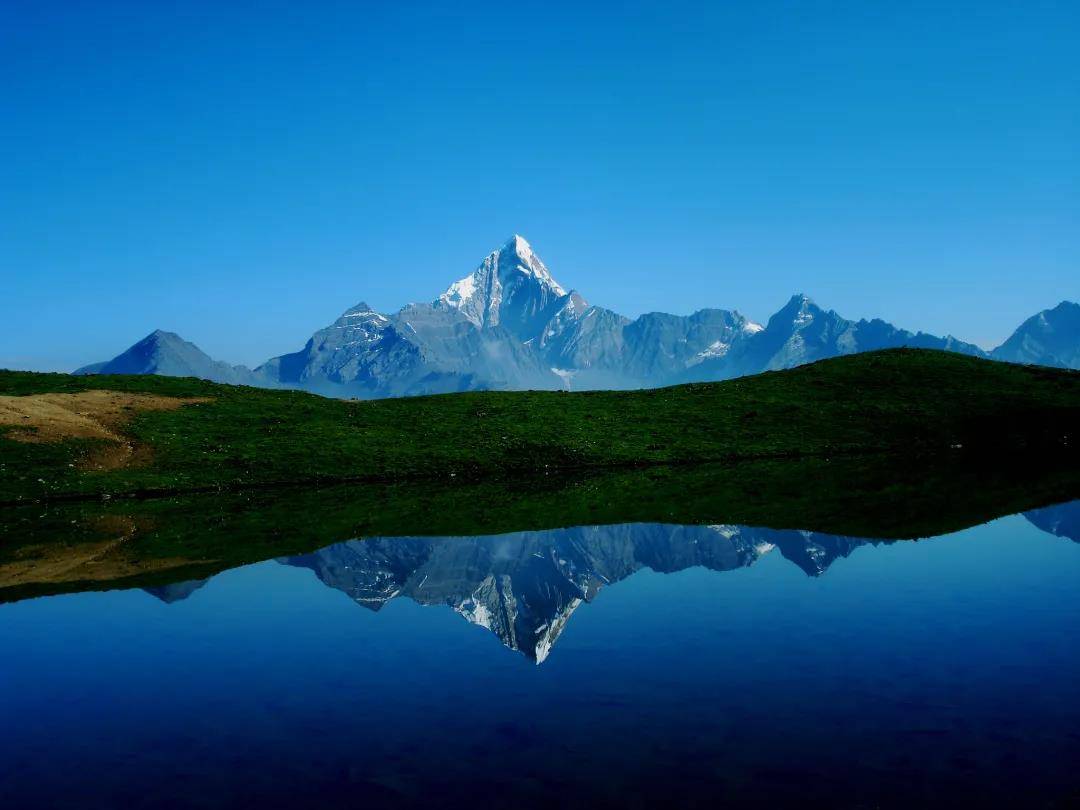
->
(75, 236), (1079, 396)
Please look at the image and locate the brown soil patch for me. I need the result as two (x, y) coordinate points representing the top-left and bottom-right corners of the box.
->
(0, 390), (210, 470)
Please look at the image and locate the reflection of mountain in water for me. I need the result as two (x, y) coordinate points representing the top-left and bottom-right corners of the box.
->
(279, 524), (881, 662)
(143, 579), (211, 604)
(137, 500), (1079, 663)
(1024, 501), (1080, 543)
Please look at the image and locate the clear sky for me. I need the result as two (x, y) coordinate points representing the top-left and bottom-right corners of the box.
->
(2, 0), (1077, 371)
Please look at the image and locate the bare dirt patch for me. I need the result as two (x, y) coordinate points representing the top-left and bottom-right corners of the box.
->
(0, 390), (210, 470)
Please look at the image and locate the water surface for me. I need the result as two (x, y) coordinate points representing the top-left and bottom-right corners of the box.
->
(1, 499), (1078, 808)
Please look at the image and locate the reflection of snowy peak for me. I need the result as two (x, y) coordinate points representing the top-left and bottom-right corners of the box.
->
(279, 522), (876, 662)
(142, 501), (1080, 660)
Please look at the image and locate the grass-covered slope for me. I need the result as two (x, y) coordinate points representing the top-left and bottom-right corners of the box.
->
(1, 349), (1077, 503)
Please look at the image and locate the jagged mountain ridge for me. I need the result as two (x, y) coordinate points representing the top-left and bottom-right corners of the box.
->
(75, 236), (1079, 394)
(681, 293), (986, 383)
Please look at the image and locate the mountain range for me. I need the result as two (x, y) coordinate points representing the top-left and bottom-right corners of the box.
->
(75, 235), (1080, 396)
(146, 500), (1080, 663)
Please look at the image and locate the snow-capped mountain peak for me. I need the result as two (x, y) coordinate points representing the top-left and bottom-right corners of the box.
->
(438, 235), (567, 312)
(435, 235), (570, 339)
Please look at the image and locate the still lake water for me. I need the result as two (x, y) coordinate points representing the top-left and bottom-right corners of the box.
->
(1, 502), (1078, 809)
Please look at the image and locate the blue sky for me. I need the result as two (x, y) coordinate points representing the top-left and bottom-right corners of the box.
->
(2, 0), (1077, 370)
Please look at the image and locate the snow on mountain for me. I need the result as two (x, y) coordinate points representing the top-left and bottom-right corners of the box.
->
(436, 234), (570, 342)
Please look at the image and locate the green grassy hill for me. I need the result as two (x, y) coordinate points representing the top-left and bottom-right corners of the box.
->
(1, 349), (1077, 503)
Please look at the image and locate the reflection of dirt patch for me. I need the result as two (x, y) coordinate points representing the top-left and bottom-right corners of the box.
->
(0, 390), (210, 470)
(0, 513), (211, 590)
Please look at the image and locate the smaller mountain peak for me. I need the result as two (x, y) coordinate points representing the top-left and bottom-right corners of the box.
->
(772, 293), (817, 319)
(337, 301), (390, 327)
(762, 294), (821, 332)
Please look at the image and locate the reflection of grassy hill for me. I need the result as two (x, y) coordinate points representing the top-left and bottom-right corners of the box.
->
(1, 348), (1078, 503)
(1, 453), (1078, 603)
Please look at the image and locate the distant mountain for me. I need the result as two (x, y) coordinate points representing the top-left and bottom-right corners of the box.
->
(74, 236), (1079, 396)
(683, 294), (986, 382)
(992, 301), (1080, 369)
(74, 330), (261, 386)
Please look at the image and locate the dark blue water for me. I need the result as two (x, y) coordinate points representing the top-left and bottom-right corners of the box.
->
(2, 505), (1079, 809)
